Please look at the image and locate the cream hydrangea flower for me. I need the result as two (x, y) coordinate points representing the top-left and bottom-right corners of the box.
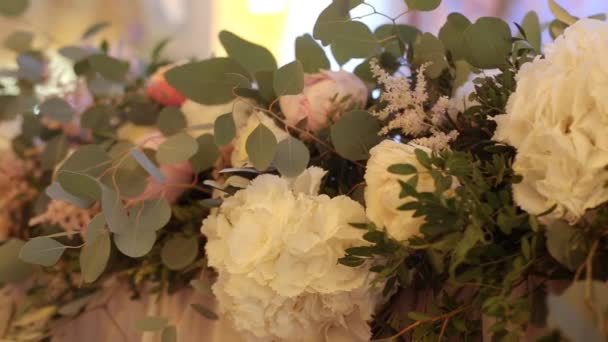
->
(230, 112), (289, 167)
(493, 19), (608, 223)
(365, 140), (436, 241)
(202, 167), (378, 341)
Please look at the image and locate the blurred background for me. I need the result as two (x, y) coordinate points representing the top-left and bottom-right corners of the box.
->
(0, 0), (605, 67)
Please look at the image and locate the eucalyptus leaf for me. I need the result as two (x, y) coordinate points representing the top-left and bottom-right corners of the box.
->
(521, 11), (541, 53)
(190, 134), (219, 172)
(191, 304), (218, 320)
(214, 113), (236, 146)
(165, 58), (250, 105)
(88, 54), (129, 83)
(274, 137), (310, 177)
(413, 33), (447, 78)
(327, 21), (379, 63)
(545, 220), (585, 271)
(245, 124), (278, 170)
(17, 53), (44, 83)
(81, 21), (111, 40)
(549, 19), (568, 40)
(0, 0), (29, 17)
(39, 97), (75, 124)
(58, 46), (92, 61)
(313, 1), (352, 45)
(157, 107), (187, 136)
(438, 13), (471, 61)
(190, 279), (213, 296)
(219, 30), (277, 76)
(101, 186), (129, 234)
(255, 70), (276, 102)
(128, 197), (172, 232)
(548, 0), (577, 25)
(56, 145), (110, 201)
(0, 239), (33, 283)
(80, 231), (110, 283)
(81, 104), (113, 134)
(405, 0), (440, 11)
(295, 34), (330, 73)
(113, 229), (156, 258)
(330, 110), (381, 161)
(156, 132), (198, 165)
(161, 235), (199, 270)
(4, 30), (33, 53)
(19, 237), (66, 267)
(41, 135), (69, 171)
(135, 316), (168, 332)
(84, 213), (107, 243)
(46, 182), (94, 209)
(463, 17), (512, 69)
(273, 61), (304, 97)
(161, 326), (177, 342)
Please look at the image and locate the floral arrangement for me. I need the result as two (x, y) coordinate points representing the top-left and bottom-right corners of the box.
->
(0, 0), (607, 341)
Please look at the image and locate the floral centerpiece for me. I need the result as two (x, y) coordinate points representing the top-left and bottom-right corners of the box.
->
(0, 0), (607, 341)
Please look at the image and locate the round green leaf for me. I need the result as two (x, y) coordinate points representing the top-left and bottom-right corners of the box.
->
(58, 46), (92, 61)
(214, 113), (236, 146)
(161, 235), (199, 270)
(330, 110), (381, 161)
(101, 185), (129, 234)
(158, 107), (187, 136)
(57, 145), (110, 202)
(245, 124), (278, 170)
(39, 97), (75, 124)
(130, 149), (165, 183)
(161, 326), (177, 342)
(156, 132), (198, 165)
(438, 13), (471, 61)
(113, 230), (156, 258)
(190, 134), (219, 172)
(219, 30), (277, 75)
(88, 54), (129, 83)
(463, 17), (512, 69)
(255, 70), (276, 102)
(0, 239), (33, 283)
(191, 304), (218, 320)
(165, 58), (250, 105)
(520, 11), (541, 53)
(413, 33), (448, 78)
(273, 61), (304, 97)
(295, 34), (330, 73)
(0, 0), (29, 17)
(41, 135), (69, 171)
(313, 1), (352, 45)
(274, 137), (310, 177)
(17, 53), (44, 83)
(80, 231), (110, 283)
(328, 21), (379, 64)
(19, 237), (66, 267)
(405, 0), (440, 11)
(4, 30), (33, 53)
(128, 197), (172, 232)
(46, 182), (94, 209)
(84, 213), (107, 243)
(545, 220), (586, 271)
(549, 0), (577, 25)
(82, 105), (113, 134)
(135, 316), (168, 332)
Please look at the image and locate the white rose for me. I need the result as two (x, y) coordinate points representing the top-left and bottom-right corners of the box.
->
(230, 112), (289, 167)
(202, 167), (378, 341)
(364, 140), (437, 241)
(279, 70), (367, 132)
(181, 99), (252, 138)
(493, 19), (608, 223)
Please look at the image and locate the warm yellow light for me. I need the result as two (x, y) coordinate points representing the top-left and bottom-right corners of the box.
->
(247, 0), (287, 14)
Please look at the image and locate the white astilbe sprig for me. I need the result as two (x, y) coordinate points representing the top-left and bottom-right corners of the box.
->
(370, 59), (458, 150)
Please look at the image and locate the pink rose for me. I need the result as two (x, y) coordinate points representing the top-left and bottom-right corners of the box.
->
(128, 132), (193, 204)
(279, 70), (368, 132)
(146, 64), (186, 107)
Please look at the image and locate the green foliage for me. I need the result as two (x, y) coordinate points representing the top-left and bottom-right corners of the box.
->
(80, 229), (110, 283)
(273, 60), (304, 96)
(214, 113), (236, 146)
(219, 30), (277, 77)
(88, 54), (129, 82)
(274, 137), (310, 177)
(549, 0), (577, 25)
(165, 58), (250, 105)
(157, 107), (187, 136)
(190, 134), (219, 172)
(545, 220), (586, 271)
(330, 110), (381, 161)
(0, 239), (33, 283)
(327, 21), (379, 65)
(81, 21), (111, 40)
(156, 132), (198, 165)
(405, 0), (441, 11)
(39, 97), (75, 124)
(295, 34), (330, 73)
(463, 17), (512, 69)
(161, 326), (177, 342)
(520, 11), (542, 53)
(4, 30), (33, 53)
(135, 316), (168, 332)
(439, 13), (471, 61)
(161, 235), (199, 270)
(313, 0), (362, 45)
(19, 237), (67, 267)
(0, 0), (29, 17)
(41, 135), (69, 171)
(81, 104), (114, 136)
(413, 33), (448, 78)
(245, 123), (278, 170)
(56, 145), (111, 203)
(191, 303), (218, 320)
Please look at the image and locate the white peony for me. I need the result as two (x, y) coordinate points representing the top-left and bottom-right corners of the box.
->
(493, 19), (608, 223)
(230, 112), (289, 167)
(364, 140), (436, 241)
(202, 167), (378, 341)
